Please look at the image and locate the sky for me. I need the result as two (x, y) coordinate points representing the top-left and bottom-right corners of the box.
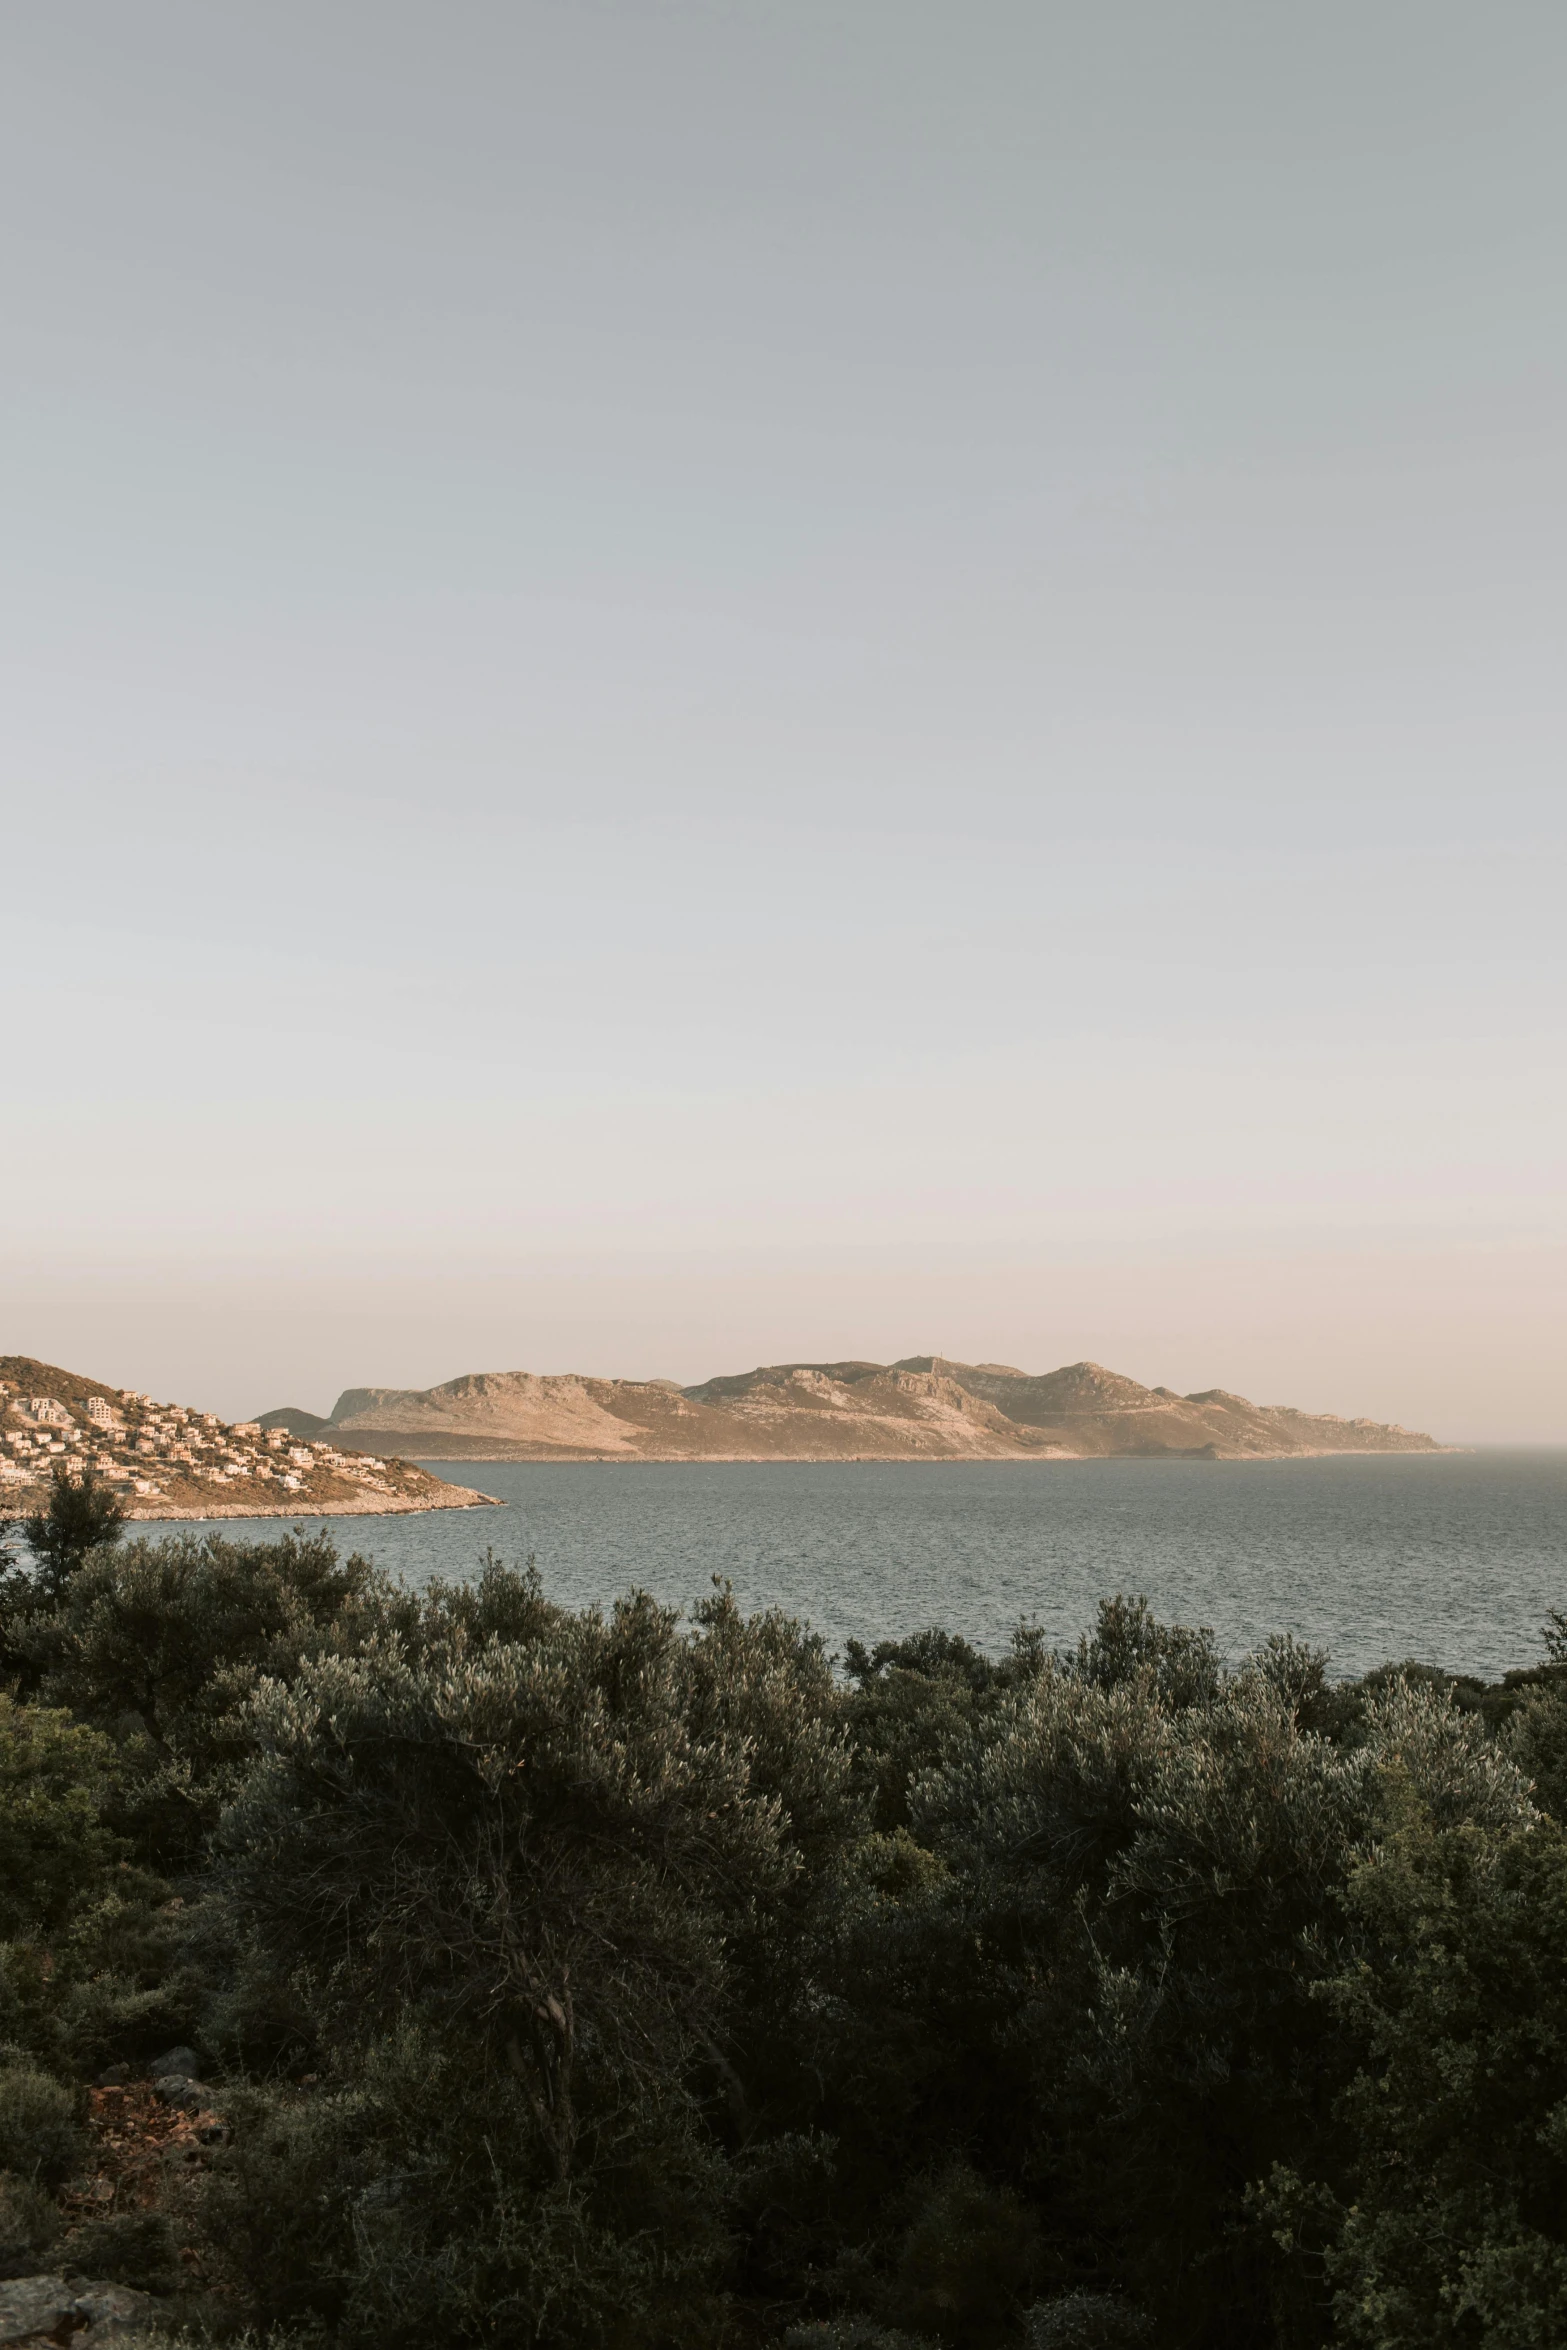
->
(3, 0), (1564, 1439)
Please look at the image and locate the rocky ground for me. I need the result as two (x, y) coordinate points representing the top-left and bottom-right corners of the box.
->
(0, 2272), (170, 2348)
(1, 2051), (228, 2349)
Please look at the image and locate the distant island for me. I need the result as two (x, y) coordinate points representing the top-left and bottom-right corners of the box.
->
(0, 1356), (497, 1518)
(260, 1355), (1443, 1464)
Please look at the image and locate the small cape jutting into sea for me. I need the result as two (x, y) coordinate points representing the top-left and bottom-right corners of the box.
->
(0, 1357), (496, 1518)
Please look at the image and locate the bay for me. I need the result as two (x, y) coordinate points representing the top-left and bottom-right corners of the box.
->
(135, 1448), (1567, 1681)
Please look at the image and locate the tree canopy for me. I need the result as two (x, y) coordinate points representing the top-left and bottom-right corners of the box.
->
(2, 1536), (1565, 2349)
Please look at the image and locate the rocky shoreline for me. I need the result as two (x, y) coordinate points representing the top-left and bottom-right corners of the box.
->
(118, 1483), (500, 1519)
(348, 1444), (1459, 1467)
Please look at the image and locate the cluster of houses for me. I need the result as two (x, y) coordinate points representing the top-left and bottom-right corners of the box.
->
(0, 1381), (395, 1503)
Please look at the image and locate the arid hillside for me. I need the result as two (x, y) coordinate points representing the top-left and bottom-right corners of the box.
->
(0, 1356), (495, 1517)
(260, 1355), (1442, 1463)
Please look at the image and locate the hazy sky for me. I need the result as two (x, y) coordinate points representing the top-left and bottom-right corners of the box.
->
(4, 1), (1564, 1438)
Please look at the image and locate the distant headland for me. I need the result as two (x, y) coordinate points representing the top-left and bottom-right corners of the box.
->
(0, 1357), (497, 1518)
(259, 1356), (1444, 1464)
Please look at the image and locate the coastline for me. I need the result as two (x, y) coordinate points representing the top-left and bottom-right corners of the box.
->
(5, 1482), (503, 1521)
(119, 1482), (502, 1519)
(387, 1444), (1458, 1467)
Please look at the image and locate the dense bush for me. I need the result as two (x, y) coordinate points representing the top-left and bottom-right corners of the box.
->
(5, 1522), (1567, 2348)
(0, 1692), (122, 1935)
(0, 2168), (60, 2278)
(4, 1528), (400, 1866)
(15, 1464), (125, 1602)
(0, 2061), (82, 2186)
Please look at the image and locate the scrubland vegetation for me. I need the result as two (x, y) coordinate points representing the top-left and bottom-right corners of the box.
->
(4, 1468), (1567, 2349)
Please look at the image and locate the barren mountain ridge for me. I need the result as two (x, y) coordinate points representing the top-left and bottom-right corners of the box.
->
(260, 1356), (1440, 1463)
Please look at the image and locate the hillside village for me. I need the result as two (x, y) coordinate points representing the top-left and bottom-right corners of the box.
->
(0, 1357), (493, 1518)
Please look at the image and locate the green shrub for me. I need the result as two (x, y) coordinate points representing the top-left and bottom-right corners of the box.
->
(1289, 1801), (1567, 2348)
(191, 1573), (871, 2345)
(62, 2208), (181, 2294)
(883, 2164), (1040, 2348)
(1024, 2295), (1154, 2349)
(6, 1530), (397, 1867)
(18, 1464), (125, 1597)
(4, 1546), (1567, 2350)
(0, 2063), (81, 2187)
(0, 2169), (60, 2278)
(1511, 1680), (1567, 1820)
(47, 1872), (202, 2077)
(203, 2028), (733, 2349)
(0, 1694), (120, 1937)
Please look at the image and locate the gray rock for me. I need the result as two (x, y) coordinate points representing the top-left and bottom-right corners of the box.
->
(144, 2048), (200, 2082)
(0, 2273), (74, 2344)
(73, 2283), (161, 2328)
(150, 2075), (207, 2112)
(0, 2272), (172, 2346)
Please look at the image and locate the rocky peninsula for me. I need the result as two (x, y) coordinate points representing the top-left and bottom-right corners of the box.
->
(0, 1357), (496, 1518)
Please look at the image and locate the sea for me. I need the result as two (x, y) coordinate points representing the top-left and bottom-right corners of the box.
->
(132, 1449), (1567, 1682)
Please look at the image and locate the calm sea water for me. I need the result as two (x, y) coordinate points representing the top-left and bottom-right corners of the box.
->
(136, 1450), (1567, 1681)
